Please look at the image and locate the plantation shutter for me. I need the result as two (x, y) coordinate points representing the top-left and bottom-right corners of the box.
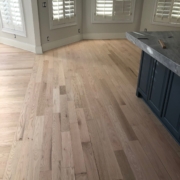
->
(171, 0), (180, 23)
(0, 0), (23, 31)
(154, 0), (173, 23)
(94, 0), (135, 22)
(64, 0), (75, 18)
(51, 0), (76, 27)
(114, 0), (133, 21)
(52, 0), (64, 20)
(96, 0), (113, 17)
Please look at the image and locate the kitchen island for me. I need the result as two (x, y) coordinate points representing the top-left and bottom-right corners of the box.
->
(126, 31), (180, 143)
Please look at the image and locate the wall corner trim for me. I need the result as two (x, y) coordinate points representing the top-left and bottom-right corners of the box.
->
(83, 33), (126, 40)
(0, 36), (43, 54)
(42, 34), (83, 52)
(35, 46), (43, 54)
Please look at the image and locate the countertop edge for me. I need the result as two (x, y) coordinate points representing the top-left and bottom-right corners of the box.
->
(126, 32), (180, 77)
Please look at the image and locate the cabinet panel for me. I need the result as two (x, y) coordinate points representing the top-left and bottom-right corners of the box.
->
(138, 52), (154, 99)
(163, 73), (180, 139)
(148, 61), (170, 117)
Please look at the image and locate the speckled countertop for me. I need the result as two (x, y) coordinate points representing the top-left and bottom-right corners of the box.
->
(126, 31), (180, 76)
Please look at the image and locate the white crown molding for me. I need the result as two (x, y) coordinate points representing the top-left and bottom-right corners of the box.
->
(0, 36), (43, 54)
(42, 34), (83, 52)
(83, 33), (126, 40)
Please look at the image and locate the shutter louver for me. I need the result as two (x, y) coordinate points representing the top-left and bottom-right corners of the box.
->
(96, 0), (113, 17)
(114, 0), (133, 21)
(94, 0), (135, 22)
(51, 0), (76, 27)
(64, 0), (75, 18)
(154, 0), (172, 23)
(171, 0), (180, 23)
(52, 0), (64, 20)
(0, 0), (23, 32)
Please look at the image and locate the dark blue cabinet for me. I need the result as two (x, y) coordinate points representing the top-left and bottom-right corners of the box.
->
(137, 52), (154, 100)
(137, 51), (180, 143)
(148, 61), (170, 117)
(162, 73), (180, 140)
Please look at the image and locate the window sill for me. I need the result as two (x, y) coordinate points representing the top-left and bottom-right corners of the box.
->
(50, 22), (77, 30)
(1, 28), (26, 37)
(151, 21), (180, 28)
(91, 20), (134, 24)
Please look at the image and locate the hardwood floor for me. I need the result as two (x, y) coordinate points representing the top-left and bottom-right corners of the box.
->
(0, 40), (180, 180)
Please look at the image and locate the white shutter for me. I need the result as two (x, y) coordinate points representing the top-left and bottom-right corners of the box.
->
(94, 0), (135, 22)
(52, 0), (64, 20)
(51, 0), (76, 28)
(0, 0), (24, 32)
(114, 0), (133, 21)
(154, 0), (173, 23)
(10, 0), (23, 31)
(171, 0), (180, 23)
(64, 0), (75, 18)
(96, 0), (113, 17)
(0, 0), (13, 29)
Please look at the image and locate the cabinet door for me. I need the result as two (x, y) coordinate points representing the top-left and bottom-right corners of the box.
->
(162, 73), (180, 140)
(137, 52), (154, 99)
(148, 61), (170, 117)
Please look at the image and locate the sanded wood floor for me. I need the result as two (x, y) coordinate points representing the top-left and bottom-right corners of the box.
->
(0, 40), (180, 180)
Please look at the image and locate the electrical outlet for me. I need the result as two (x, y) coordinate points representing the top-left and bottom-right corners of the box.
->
(42, 2), (46, 7)
(78, 29), (80, 33)
(14, 34), (16, 38)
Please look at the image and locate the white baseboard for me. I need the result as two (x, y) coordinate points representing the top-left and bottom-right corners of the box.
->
(83, 33), (126, 40)
(0, 37), (43, 54)
(42, 34), (83, 52)
(0, 33), (125, 54)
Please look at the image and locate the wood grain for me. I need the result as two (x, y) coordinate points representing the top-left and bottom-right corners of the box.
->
(1, 41), (180, 180)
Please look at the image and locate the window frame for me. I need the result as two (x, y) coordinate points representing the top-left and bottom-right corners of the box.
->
(91, 0), (136, 24)
(48, 0), (77, 30)
(152, 0), (180, 27)
(0, 0), (26, 37)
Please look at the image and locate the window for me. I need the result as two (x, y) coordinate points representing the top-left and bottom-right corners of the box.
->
(49, 0), (76, 29)
(0, 0), (26, 36)
(153, 0), (180, 26)
(92, 0), (136, 23)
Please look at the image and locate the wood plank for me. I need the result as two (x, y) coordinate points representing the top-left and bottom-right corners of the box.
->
(129, 141), (160, 180)
(27, 116), (44, 180)
(70, 123), (86, 175)
(53, 88), (60, 113)
(61, 168), (75, 180)
(39, 170), (52, 180)
(115, 150), (136, 180)
(68, 101), (77, 124)
(60, 95), (70, 132)
(82, 142), (100, 180)
(76, 108), (90, 143)
(52, 113), (62, 162)
(40, 108), (53, 171)
(61, 131), (74, 168)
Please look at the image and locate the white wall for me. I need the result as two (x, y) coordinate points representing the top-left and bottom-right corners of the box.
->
(38, 0), (83, 51)
(140, 0), (180, 31)
(82, 0), (144, 39)
(0, 0), (42, 53)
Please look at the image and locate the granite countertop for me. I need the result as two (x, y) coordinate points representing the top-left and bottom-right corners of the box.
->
(126, 31), (180, 76)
